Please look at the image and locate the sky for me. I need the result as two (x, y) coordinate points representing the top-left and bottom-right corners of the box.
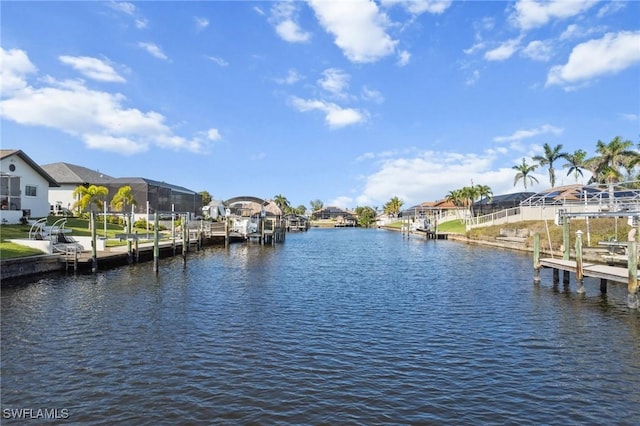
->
(1, 0), (639, 210)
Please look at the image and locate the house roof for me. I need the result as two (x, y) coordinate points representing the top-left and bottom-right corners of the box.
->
(41, 162), (113, 185)
(110, 177), (197, 195)
(1, 149), (60, 187)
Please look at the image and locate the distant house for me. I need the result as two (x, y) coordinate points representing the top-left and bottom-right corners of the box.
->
(42, 162), (203, 218)
(41, 162), (114, 215)
(313, 206), (358, 225)
(0, 149), (59, 222)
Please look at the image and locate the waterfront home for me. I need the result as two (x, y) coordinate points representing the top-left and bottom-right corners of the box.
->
(0, 149), (59, 223)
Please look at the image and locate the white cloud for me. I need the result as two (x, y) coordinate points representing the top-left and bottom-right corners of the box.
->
(559, 23), (604, 41)
(108, 1), (136, 15)
(253, 6), (265, 16)
(509, 0), (597, 31)
(597, 1), (625, 18)
(397, 50), (411, 66)
(353, 150), (527, 207)
(521, 40), (552, 62)
(270, 1), (311, 43)
(361, 86), (384, 104)
(206, 56), (229, 67)
(289, 96), (367, 128)
(276, 69), (303, 85)
(195, 17), (209, 31)
(318, 68), (350, 97)
(328, 196), (354, 209)
(135, 19), (148, 29)
(465, 69), (480, 86)
(484, 37), (521, 61)
(546, 31), (640, 88)
(494, 124), (564, 143)
(620, 113), (639, 122)
(381, 0), (453, 15)
(308, 0), (397, 63)
(59, 55), (125, 83)
(137, 42), (169, 60)
(0, 47), (37, 96)
(0, 48), (214, 155)
(207, 128), (222, 141)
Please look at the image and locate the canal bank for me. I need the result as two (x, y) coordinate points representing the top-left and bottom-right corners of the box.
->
(0, 226), (629, 283)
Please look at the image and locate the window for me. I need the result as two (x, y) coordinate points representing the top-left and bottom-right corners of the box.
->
(25, 185), (37, 197)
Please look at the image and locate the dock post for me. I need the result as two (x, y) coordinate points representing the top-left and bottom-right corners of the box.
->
(225, 219), (229, 247)
(627, 241), (638, 308)
(552, 268), (559, 284)
(600, 279), (607, 293)
(261, 219), (265, 245)
(153, 212), (159, 273)
(91, 211), (97, 273)
(127, 212), (133, 263)
(183, 215), (188, 260)
(134, 232), (139, 263)
(562, 217), (570, 284)
(533, 233), (541, 284)
(575, 230), (585, 293)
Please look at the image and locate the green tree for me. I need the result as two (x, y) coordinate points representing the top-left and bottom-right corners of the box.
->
(445, 189), (464, 207)
(475, 184), (493, 216)
(199, 190), (212, 206)
(110, 185), (137, 213)
(383, 196), (403, 217)
(73, 184), (109, 213)
(294, 205), (307, 215)
(310, 199), (323, 212)
(563, 149), (588, 183)
(585, 136), (638, 184)
(273, 194), (291, 214)
(355, 206), (377, 228)
(532, 143), (568, 188)
(513, 158), (539, 191)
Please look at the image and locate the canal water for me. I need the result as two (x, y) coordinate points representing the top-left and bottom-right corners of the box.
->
(2, 228), (639, 424)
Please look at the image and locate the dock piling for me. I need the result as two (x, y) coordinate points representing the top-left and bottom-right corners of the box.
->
(91, 211), (97, 273)
(575, 230), (585, 293)
(628, 241), (638, 308)
(153, 212), (159, 273)
(533, 233), (541, 284)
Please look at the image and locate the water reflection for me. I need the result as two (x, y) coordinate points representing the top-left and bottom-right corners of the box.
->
(2, 228), (639, 424)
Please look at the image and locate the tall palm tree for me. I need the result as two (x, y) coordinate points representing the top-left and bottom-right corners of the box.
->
(273, 194), (291, 214)
(445, 189), (464, 206)
(475, 184), (493, 216)
(563, 149), (587, 183)
(383, 196), (403, 217)
(532, 143), (568, 188)
(585, 136), (638, 184)
(73, 184), (109, 214)
(110, 185), (137, 213)
(513, 158), (539, 191)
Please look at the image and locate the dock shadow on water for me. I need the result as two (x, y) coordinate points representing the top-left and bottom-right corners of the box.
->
(2, 228), (639, 424)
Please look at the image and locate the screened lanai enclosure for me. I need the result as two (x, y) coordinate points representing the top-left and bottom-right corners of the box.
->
(104, 177), (202, 218)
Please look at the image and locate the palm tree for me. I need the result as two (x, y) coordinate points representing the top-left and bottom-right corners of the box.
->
(513, 158), (539, 191)
(585, 136), (638, 184)
(273, 194), (291, 214)
(110, 185), (137, 213)
(460, 185), (480, 217)
(563, 149), (587, 183)
(383, 196), (403, 217)
(532, 143), (568, 188)
(475, 184), (493, 216)
(309, 199), (323, 212)
(445, 189), (464, 206)
(73, 184), (109, 214)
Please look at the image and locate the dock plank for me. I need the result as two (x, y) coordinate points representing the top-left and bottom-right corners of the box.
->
(540, 258), (632, 284)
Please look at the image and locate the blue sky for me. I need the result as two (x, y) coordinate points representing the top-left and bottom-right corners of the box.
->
(1, 1), (639, 210)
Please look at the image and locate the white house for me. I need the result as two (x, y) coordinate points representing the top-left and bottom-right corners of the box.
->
(0, 149), (60, 223)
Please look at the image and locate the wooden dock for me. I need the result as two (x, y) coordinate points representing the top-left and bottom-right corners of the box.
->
(539, 258), (629, 284)
(533, 232), (638, 308)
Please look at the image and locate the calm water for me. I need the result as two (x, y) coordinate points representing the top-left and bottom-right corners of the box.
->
(2, 228), (639, 424)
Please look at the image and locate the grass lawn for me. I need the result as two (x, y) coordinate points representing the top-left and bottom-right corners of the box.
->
(0, 216), (160, 260)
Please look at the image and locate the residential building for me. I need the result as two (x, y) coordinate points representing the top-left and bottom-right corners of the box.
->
(0, 149), (60, 222)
